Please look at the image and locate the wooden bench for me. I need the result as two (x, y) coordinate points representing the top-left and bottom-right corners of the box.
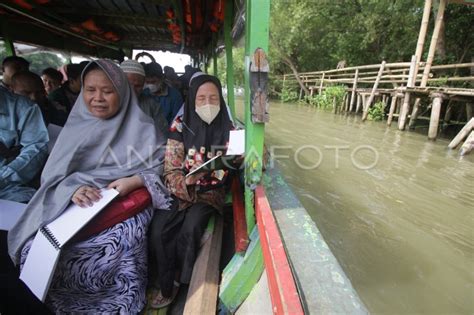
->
(183, 214), (224, 314)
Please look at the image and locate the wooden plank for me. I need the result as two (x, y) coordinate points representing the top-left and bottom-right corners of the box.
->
(183, 215), (223, 315)
(255, 186), (304, 315)
(232, 177), (249, 253)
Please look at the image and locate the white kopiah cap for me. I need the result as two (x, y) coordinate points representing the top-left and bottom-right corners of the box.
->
(120, 60), (145, 77)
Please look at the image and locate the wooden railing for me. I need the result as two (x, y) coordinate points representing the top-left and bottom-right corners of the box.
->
(280, 61), (474, 141)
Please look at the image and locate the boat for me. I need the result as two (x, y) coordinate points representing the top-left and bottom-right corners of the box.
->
(0, 1), (367, 313)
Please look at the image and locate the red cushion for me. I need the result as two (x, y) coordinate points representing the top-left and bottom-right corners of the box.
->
(73, 187), (151, 242)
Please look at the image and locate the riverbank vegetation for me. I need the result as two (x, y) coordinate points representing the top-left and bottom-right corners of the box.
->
(216, 0), (472, 104)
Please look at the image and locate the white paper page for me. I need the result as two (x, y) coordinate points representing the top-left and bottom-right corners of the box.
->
(46, 188), (119, 247)
(226, 129), (245, 156)
(47, 124), (63, 153)
(185, 154), (220, 177)
(0, 199), (27, 231)
(20, 230), (60, 302)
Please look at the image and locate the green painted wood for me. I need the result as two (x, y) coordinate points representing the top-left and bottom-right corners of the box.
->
(224, 1), (236, 119)
(243, 0), (270, 235)
(218, 226), (264, 313)
(224, 191), (233, 205)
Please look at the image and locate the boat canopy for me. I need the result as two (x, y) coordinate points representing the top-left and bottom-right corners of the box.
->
(0, 0), (244, 60)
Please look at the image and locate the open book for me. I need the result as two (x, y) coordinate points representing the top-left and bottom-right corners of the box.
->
(19, 188), (119, 302)
(186, 129), (245, 177)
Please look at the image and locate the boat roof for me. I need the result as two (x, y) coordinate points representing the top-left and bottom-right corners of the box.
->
(0, 0), (242, 60)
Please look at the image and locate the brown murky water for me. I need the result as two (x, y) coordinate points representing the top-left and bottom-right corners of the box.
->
(237, 100), (474, 314)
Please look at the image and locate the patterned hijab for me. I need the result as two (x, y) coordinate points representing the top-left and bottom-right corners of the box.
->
(8, 60), (166, 264)
(170, 74), (233, 157)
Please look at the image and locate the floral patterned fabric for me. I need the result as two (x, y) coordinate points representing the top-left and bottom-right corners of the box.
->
(164, 138), (225, 212)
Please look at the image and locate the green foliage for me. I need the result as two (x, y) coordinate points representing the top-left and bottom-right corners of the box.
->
(367, 101), (385, 121)
(428, 76), (448, 87)
(0, 48), (65, 75)
(304, 85), (346, 110)
(24, 52), (65, 75)
(280, 86), (298, 102)
(216, 46), (245, 87)
(268, 0), (472, 80)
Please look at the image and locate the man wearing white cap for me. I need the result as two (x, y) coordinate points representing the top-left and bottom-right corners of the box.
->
(120, 59), (169, 137)
(120, 59), (146, 96)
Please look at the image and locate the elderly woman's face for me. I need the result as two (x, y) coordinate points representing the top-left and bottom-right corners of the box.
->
(83, 69), (120, 119)
(195, 82), (219, 108)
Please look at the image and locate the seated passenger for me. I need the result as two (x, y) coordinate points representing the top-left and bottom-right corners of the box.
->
(11, 71), (50, 124)
(178, 65), (200, 99)
(8, 60), (169, 314)
(143, 62), (183, 125)
(1, 56), (30, 90)
(48, 63), (84, 126)
(0, 87), (48, 202)
(148, 74), (233, 308)
(41, 68), (63, 95)
(163, 65), (181, 90)
(120, 60), (169, 136)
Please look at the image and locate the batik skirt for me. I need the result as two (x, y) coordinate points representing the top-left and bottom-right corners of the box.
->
(21, 207), (153, 314)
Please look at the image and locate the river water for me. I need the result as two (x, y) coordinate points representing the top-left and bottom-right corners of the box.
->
(239, 101), (473, 314)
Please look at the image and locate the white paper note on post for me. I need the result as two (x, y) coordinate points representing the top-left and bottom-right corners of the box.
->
(226, 129), (245, 155)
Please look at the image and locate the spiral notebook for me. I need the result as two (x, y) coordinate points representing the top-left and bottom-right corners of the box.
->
(19, 188), (119, 302)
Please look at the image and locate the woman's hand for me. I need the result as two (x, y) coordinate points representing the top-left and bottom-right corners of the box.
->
(185, 172), (206, 186)
(72, 185), (102, 208)
(108, 175), (144, 197)
(185, 159), (207, 186)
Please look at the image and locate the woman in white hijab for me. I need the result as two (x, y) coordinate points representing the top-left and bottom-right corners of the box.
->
(8, 60), (169, 313)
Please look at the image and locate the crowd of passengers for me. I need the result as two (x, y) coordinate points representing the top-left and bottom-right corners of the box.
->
(0, 56), (237, 314)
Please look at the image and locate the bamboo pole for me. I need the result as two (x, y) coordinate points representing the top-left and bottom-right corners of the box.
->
(355, 94), (362, 113)
(349, 69), (359, 112)
(428, 93), (444, 140)
(398, 55), (417, 130)
(387, 94), (400, 126)
(414, 0), (432, 81)
(344, 93), (350, 112)
(362, 61), (386, 121)
(448, 118), (474, 149)
(460, 131), (474, 156)
(409, 0), (447, 129)
(319, 72), (325, 95)
(466, 103), (473, 120)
